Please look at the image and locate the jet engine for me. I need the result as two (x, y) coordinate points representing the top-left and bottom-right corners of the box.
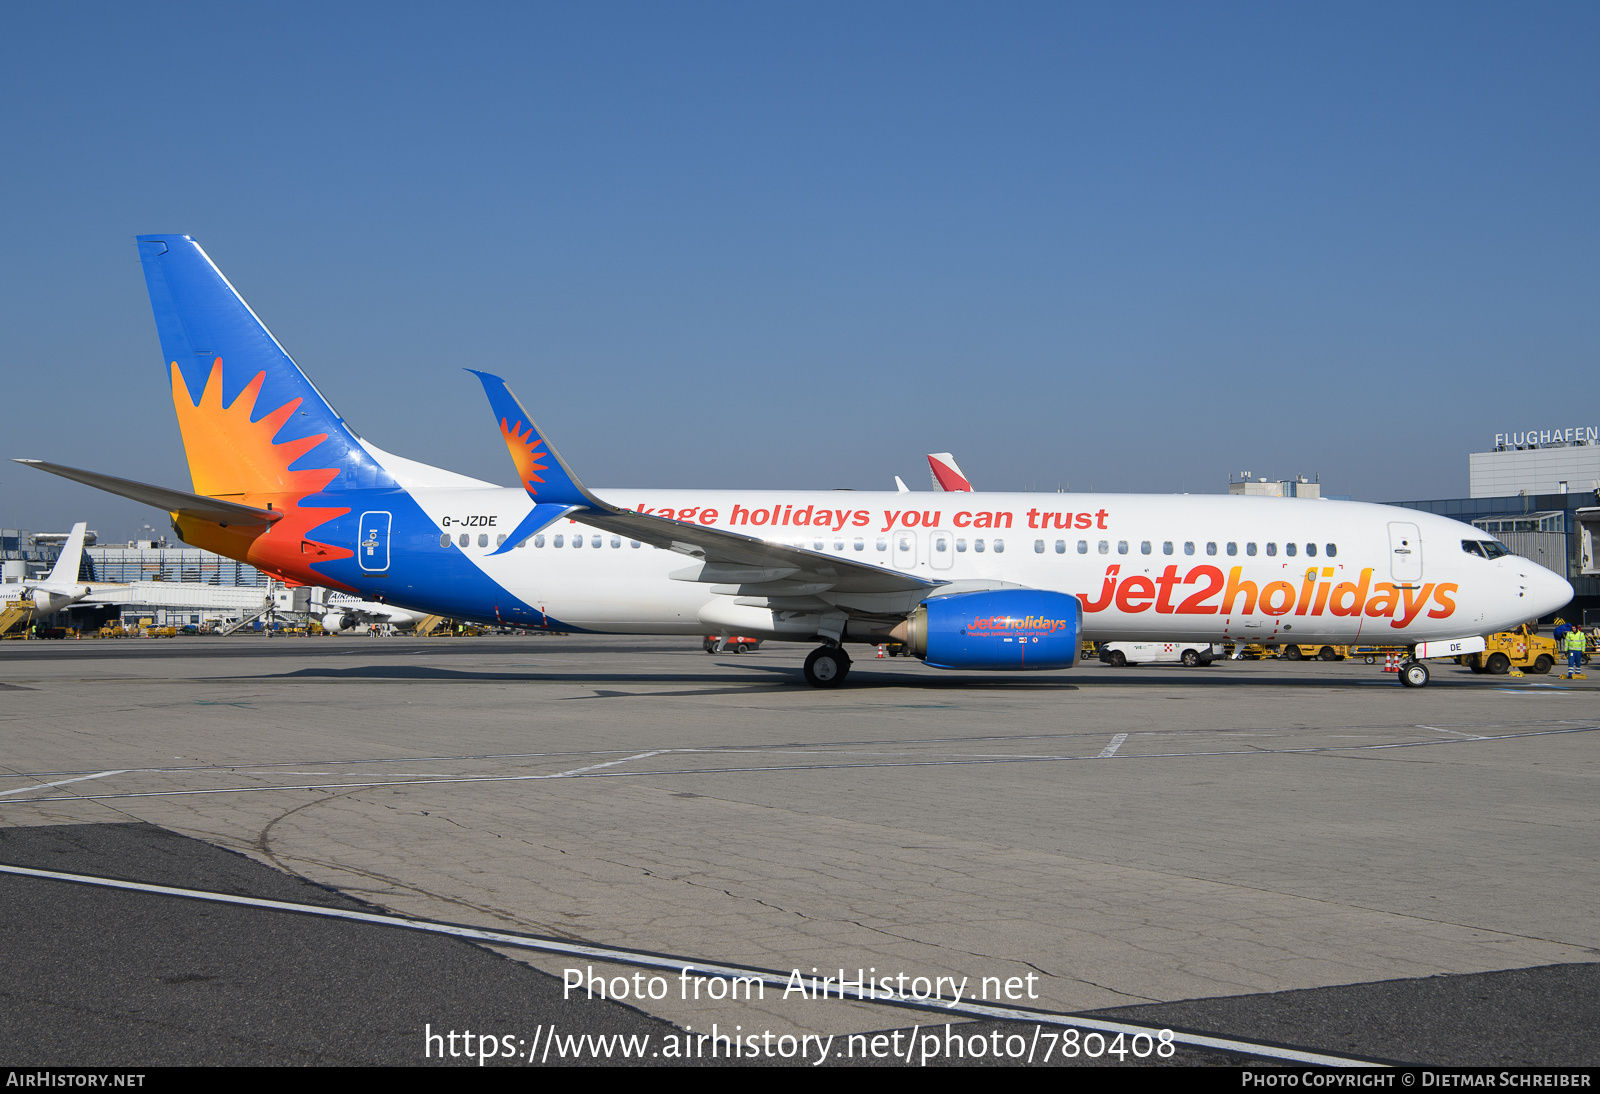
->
(894, 590), (1082, 671)
(322, 612), (359, 634)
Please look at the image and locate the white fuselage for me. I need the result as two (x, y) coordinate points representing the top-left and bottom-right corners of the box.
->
(398, 486), (1573, 644)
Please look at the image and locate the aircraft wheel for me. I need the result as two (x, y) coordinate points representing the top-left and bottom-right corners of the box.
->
(1108, 650), (1127, 667)
(803, 646), (850, 688)
(1282, 645), (1303, 661)
(1531, 655), (1553, 675)
(1399, 661), (1431, 688)
(1317, 646), (1337, 661)
(1181, 649), (1201, 667)
(1486, 652), (1511, 675)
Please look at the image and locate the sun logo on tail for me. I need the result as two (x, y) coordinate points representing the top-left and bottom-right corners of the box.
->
(500, 418), (550, 495)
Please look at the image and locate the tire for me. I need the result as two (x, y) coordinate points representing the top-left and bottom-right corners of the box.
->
(1364, 655), (1375, 664)
(803, 647), (849, 688)
(1282, 645), (1303, 661)
(1108, 650), (1127, 667)
(1181, 649), (1201, 667)
(1486, 652), (1511, 675)
(733, 643), (747, 654)
(1531, 655), (1553, 675)
(1400, 661), (1430, 688)
(1317, 646), (1337, 661)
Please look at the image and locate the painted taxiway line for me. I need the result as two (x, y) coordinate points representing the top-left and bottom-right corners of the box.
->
(0, 862), (1385, 1067)
(0, 770), (126, 798)
(1, 725), (1592, 806)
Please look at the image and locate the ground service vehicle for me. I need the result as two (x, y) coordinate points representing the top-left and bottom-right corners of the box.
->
(1457, 625), (1557, 675)
(1278, 643), (1346, 661)
(704, 635), (763, 653)
(1099, 641), (1223, 666)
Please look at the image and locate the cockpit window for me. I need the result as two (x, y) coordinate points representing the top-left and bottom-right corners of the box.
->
(1463, 539), (1509, 559)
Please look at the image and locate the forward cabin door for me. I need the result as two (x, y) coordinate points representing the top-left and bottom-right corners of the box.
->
(1388, 522), (1423, 583)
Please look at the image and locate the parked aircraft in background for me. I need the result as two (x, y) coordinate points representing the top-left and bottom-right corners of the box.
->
(0, 523), (94, 614)
(16, 236), (1575, 687)
(928, 453), (973, 492)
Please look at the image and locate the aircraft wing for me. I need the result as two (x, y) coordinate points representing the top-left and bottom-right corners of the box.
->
(469, 371), (937, 598)
(14, 460), (283, 527)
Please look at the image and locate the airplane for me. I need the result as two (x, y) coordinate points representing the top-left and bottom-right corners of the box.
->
(0, 522), (93, 615)
(15, 235), (1576, 688)
(318, 590), (426, 634)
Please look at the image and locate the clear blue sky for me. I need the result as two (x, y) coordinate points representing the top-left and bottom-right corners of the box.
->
(4, 2), (1596, 539)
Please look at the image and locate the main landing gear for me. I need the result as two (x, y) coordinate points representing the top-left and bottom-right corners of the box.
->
(803, 645), (852, 688)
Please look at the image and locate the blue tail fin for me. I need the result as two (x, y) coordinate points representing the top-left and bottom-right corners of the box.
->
(136, 235), (388, 497)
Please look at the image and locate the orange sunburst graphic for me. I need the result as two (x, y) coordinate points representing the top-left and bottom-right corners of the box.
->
(168, 359), (355, 588)
(500, 417), (550, 495)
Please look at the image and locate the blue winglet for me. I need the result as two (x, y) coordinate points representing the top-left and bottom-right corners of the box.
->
(467, 369), (594, 509)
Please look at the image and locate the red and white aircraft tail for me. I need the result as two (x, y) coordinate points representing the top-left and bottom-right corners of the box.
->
(928, 453), (973, 492)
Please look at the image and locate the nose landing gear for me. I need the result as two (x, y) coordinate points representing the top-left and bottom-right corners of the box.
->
(1398, 660), (1430, 688)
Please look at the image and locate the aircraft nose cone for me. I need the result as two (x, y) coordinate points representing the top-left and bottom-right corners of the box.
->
(1531, 563), (1574, 617)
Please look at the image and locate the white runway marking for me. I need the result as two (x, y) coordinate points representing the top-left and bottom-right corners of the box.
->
(1098, 734), (1128, 758)
(0, 862), (1385, 1068)
(1418, 725), (1485, 740)
(551, 750), (669, 778)
(0, 770), (125, 798)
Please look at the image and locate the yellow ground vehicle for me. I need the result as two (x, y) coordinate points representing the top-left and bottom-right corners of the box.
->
(1276, 643), (1346, 662)
(1456, 625), (1556, 675)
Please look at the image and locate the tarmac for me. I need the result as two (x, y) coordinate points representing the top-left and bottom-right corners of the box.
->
(0, 635), (1595, 1066)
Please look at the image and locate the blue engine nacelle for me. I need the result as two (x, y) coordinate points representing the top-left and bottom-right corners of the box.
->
(900, 590), (1083, 671)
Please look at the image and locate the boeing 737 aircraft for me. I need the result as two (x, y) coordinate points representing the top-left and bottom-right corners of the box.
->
(17, 236), (1575, 687)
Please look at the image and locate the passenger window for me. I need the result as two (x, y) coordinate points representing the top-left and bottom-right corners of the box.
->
(439, 533), (450, 548)
(611, 536), (621, 548)
(1227, 542), (1237, 556)
(1246, 542), (1257, 556)
(497, 534), (506, 546)
(1035, 539), (1045, 553)
(1266, 542), (1277, 556)
(994, 539), (1005, 553)
(1162, 541), (1173, 555)
(854, 537), (865, 551)
(1077, 540), (1088, 554)
(478, 534), (488, 547)
(1055, 540), (1066, 554)
(535, 535), (546, 548)
(1305, 543), (1316, 557)
(1098, 540), (1109, 554)
(553, 535), (563, 548)
(813, 540), (824, 551)
(1325, 544), (1335, 558)
(630, 540), (640, 549)
(956, 538), (967, 552)
(877, 537), (888, 551)
(1285, 542), (1296, 557)
(974, 539), (986, 553)
(572, 535), (582, 548)
(1141, 541), (1152, 555)
(1184, 541), (1195, 555)
(458, 534), (469, 548)
(834, 540), (845, 551)
(592, 536), (601, 548)
(934, 537), (947, 553)
(1206, 542), (1217, 556)
(1117, 540), (1128, 555)
(517, 538), (527, 549)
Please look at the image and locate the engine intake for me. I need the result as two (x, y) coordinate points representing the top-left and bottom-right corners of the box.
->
(898, 590), (1082, 671)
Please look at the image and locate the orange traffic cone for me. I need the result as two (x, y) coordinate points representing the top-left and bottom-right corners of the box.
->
(876, 644), (886, 658)
(1384, 652), (1400, 673)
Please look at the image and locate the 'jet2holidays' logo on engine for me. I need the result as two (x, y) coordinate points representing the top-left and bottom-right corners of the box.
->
(969, 615), (1074, 634)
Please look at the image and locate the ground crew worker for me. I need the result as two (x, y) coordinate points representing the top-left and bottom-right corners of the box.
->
(1564, 626), (1586, 670)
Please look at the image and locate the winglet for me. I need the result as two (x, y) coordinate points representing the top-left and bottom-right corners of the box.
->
(467, 370), (598, 511)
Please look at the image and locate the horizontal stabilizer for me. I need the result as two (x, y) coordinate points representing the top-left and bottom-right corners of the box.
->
(14, 460), (283, 527)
